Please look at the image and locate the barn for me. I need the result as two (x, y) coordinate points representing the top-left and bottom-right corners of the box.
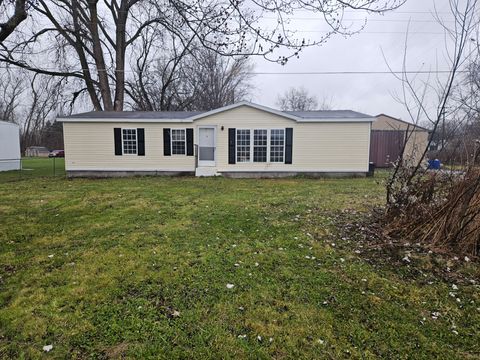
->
(370, 114), (429, 168)
(0, 120), (21, 172)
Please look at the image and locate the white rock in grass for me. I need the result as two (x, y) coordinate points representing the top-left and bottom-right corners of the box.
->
(464, 256), (470, 262)
(48, 254), (54, 258)
(269, 337), (273, 342)
(43, 344), (53, 352)
(226, 283), (235, 289)
(257, 336), (262, 342)
(255, 262), (259, 267)
(234, 263), (240, 267)
(452, 284), (458, 290)
(238, 334), (247, 339)
(402, 256), (411, 263)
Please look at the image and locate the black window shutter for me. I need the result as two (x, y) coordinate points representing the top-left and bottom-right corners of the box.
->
(186, 128), (194, 156)
(114, 128), (122, 155)
(285, 128), (293, 164)
(137, 128), (145, 156)
(228, 128), (236, 164)
(163, 128), (171, 156)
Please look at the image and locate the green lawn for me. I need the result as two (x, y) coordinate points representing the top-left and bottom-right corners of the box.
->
(0, 157), (65, 182)
(0, 160), (478, 358)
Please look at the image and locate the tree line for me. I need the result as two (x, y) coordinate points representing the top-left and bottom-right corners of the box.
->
(0, 0), (404, 151)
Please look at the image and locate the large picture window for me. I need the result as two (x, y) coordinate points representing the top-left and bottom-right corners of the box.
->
(253, 129), (267, 162)
(171, 129), (186, 155)
(122, 129), (137, 154)
(236, 129), (251, 162)
(270, 129), (285, 162)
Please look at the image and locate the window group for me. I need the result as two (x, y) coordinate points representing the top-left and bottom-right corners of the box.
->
(236, 129), (285, 163)
(121, 128), (187, 155)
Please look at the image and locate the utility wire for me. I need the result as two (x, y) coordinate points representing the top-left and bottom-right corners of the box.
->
(250, 70), (466, 75)
(263, 17), (452, 23)
(0, 66), (464, 74)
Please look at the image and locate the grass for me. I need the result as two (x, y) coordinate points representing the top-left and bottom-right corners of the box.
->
(0, 157), (65, 182)
(0, 159), (478, 358)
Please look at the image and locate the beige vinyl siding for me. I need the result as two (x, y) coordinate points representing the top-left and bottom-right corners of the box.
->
(195, 106), (370, 172)
(63, 122), (195, 171)
(404, 130), (429, 165)
(63, 105), (371, 173)
(372, 115), (416, 131)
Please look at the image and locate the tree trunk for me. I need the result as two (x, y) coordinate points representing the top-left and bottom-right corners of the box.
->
(113, 0), (128, 111)
(0, 0), (28, 43)
(87, 0), (114, 110)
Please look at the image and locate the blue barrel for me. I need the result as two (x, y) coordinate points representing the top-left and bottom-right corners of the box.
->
(428, 159), (441, 170)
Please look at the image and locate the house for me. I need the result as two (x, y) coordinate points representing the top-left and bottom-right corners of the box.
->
(0, 120), (21, 171)
(370, 114), (429, 168)
(25, 146), (50, 157)
(58, 102), (375, 178)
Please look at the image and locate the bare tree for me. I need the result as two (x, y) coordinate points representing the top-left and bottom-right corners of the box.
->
(382, 0), (480, 256)
(127, 44), (253, 111)
(0, 67), (65, 152)
(0, 0), (28, 43)
(385, 0), (478, 207)
(20, 74), (64, 152)
(181, 51), (254, 111)
(0, 0), (405, 111)
(276, 87), (322, 111)
(0, 68), (25, 122)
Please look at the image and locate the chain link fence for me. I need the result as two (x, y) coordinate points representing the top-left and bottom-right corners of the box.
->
(0, 157), (65, 183)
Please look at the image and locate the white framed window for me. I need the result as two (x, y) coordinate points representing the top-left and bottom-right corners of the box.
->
(122, 128), (137, 155)
(171, 129), (186, 155)
(253, 129), (268, 163)
(270, 129), (285, 162)
(236, 129), (251, 162)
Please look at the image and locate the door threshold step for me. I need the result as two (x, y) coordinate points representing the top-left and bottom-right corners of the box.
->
(195, 167), (218, 177)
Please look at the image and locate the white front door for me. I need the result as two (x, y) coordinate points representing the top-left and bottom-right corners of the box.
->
(198, 127), (216, 167)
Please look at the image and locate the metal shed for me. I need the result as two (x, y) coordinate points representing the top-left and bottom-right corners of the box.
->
(0, 120), (21, 171)
(370, 114), (429, 168)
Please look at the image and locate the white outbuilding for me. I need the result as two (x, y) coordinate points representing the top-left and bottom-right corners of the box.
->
(0, 120), (21, 171)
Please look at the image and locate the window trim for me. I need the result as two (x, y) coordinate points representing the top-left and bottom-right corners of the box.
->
(170, 128), (187, 156)
(269, 128), (286, 163)
(122, 128), (138, 155)
(235, 128), (286, 164)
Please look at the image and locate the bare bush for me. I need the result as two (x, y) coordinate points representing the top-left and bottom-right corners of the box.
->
(382, 0), (480, 257)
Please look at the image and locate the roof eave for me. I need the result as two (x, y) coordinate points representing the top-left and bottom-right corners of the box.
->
(57, 117), (194, 123)
(296, 117), (376, 123)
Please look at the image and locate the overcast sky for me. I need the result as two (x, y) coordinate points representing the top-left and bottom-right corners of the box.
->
(250, 0), (460, 123)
